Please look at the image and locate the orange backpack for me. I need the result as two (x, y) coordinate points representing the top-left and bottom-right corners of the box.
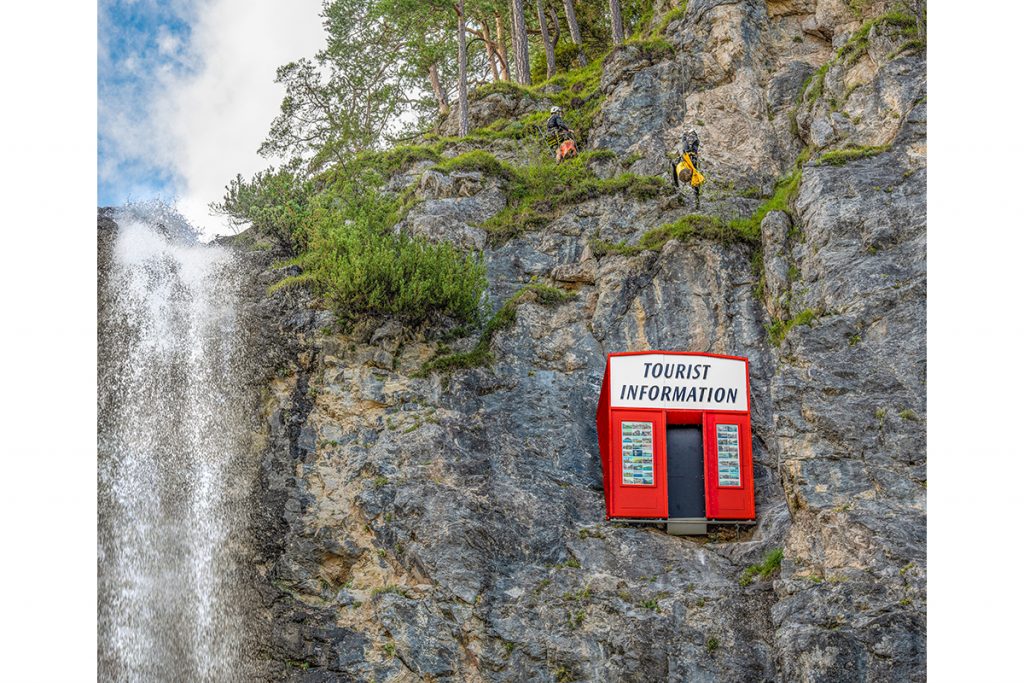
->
(556, 137), (578, 164)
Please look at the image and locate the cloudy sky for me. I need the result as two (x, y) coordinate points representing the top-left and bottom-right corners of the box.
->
(98, 0), (325, 238)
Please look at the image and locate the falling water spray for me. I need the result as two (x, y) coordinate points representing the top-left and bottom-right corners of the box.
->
(98, 203), (258, 681)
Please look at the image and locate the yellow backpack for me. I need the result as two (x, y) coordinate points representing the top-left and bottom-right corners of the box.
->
(676, 153), (705, 187)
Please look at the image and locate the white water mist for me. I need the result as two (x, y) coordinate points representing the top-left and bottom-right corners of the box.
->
(98, 203), (255, 682)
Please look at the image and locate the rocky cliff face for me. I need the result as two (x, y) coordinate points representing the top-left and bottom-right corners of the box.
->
(223, 1), (926, 680)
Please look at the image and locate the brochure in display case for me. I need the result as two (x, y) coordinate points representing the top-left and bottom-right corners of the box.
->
(621, 421), (654, 486)
(716, 423), (741, 487)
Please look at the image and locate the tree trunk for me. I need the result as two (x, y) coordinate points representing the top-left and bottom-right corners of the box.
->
(548, 7), (560, 48)
(478, 18), (502, 82)
(510, 0), (531, 85)
(609, 0), (624, 45)
(536, 0), (556, 80)
(562, 0), (587, 65)
(428, 62), (450, 117)
(912, 0), (925, 37)
(495, 13), (511, 80)
(457, 0), (469, 135)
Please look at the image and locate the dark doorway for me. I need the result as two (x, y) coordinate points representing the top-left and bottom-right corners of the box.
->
(667, 425), (705, 518)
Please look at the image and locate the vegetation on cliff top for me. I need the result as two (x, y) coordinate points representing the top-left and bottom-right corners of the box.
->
(216, 0), (823, 331)
(215, 0), (684, 328)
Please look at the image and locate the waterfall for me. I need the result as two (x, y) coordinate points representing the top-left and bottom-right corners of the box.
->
(98, 203), (257, 682)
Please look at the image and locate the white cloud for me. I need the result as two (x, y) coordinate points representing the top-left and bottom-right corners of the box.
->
(156, 28), (183, 57)
(109, 0), (325, 239)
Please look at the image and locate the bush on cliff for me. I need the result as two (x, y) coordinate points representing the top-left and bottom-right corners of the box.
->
(298, 216), (485, 326)
(252, 164), (486, 327)
(213, 168), (313, 248)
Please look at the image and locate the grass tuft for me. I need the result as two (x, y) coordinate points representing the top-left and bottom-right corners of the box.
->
(640, 214), (753, 250)
(620, 36), (675, 60)
(727, 162), (805, 241)
(590, 238), (643, 258)
(766, 308), (818, 346)
(482, 156), (664, 242)
(817, 145), (890, 166)
(739, 548), (784, 586)
(472, 80), (535, 101)
(371, 584), (411, 598)
(358, 144), (442, 176)
(889, 38), (926, 60)
(417, 283), (573, 375)
(433, 149), (513, 179)
(654, 2), (689, 35)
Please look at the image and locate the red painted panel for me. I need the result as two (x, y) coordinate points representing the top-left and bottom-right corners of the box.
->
(608, 409), (666, 518)
(703, 412), (755, 520)
(597, 358), (612, 516)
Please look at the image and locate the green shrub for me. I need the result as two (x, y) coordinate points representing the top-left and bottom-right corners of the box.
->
(212, 168), (313, 247)
(301, 223), (485, 325)
(269, 172), (487, 326)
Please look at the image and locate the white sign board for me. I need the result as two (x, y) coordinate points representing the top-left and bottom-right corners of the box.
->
(610, 354), (748, 411)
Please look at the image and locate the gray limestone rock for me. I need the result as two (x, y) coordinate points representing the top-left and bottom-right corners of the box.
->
(223, 1), (927, 680)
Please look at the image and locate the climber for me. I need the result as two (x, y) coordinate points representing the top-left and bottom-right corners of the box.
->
(546, 106), (578, 163)
(670, 127), (705, 208)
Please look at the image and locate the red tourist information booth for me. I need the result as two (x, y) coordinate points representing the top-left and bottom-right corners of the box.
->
(596, 351), (755, 535)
